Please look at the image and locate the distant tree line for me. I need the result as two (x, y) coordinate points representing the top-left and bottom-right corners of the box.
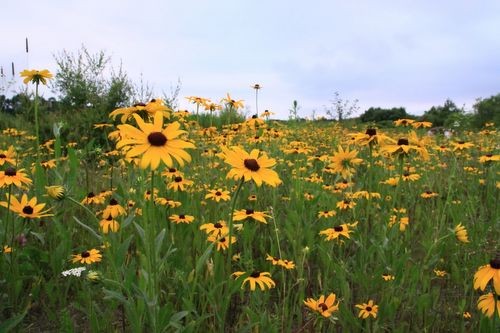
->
(358, 96), (500, 128)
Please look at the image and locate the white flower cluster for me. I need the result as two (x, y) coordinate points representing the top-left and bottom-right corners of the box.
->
(61, 266), (86, 277)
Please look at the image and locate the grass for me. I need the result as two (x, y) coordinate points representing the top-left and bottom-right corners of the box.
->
(0, 106), (499, 332)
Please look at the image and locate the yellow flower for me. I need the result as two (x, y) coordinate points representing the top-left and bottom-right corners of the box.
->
(233, 209), (270, 224)
(355, 300), (379, 319)
(205, 188), (231, 202)
(0, 146), (16, 166)
(222, 146), (281, 187)
(477, 293), (500, 318)
(474, 258), (500, 294)
(71, 248), (102, 264)
(200, 220), (229, 237)
(382, 273), (395, 281)
(328, 145), (363, 179)
(319, 224), (353, 241)
(45, 185), (65, 200)
(0, 193), (53, 219)
(169, 214), (195, 224)
(304, 293), (340, 318)
(116, 111), (195, 170)
(232, 271), (275, 291)
(454, 224), (469, 243)
(221, 93), (244, 109)
(99, 216), (120, 233)
(0, 167), (32, 189)
(207, 234), (237, 251)
(20, 69), (53, 85)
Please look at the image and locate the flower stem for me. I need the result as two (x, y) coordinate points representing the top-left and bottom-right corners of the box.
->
(226, 178), (244, 272)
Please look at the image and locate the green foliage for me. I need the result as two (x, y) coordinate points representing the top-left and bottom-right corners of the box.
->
(422, 99), (463, 127)
(359, 107), (409, 123)
(472, 93), (500, 127)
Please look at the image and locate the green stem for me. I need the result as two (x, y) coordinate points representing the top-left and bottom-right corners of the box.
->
(66, 197), (100, 225)
(34, 82), (40, 162)
(226, 178), (244, 273)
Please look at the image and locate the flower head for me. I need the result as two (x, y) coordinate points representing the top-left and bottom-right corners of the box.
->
(71, 249), (102, 264)
(355, 300), (379, 319)
(222, 146), (281, 187)
(20, 69), (53, 85)
(232, 271), (275, 291)
(454, 223), (469, 243)
(304, 293), (340, 317)
(116, 111), (195, 170)
(0, 193), (53, 219)
(474, 257), (500, 294)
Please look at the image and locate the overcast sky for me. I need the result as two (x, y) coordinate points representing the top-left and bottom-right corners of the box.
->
(1, 1), (499, 119)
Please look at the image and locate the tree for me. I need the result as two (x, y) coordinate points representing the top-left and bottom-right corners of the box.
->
(359, 107), (409, 123)
(472, 94), (500, 127)
(324, 92), (359, 121)
(422, 99), (462, 127)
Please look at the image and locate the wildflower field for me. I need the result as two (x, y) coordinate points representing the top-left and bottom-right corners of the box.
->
(0, 72), (499, 332)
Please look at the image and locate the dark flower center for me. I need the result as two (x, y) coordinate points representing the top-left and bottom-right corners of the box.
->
(458, 141), (465, 144)
(109, 198), (118, 205)
(5, 167), (16, 176)
(486, 154), (493, 158)
(81, 251), (90, 258)
(148, 132), (167, 146)
(214, 222), (223, 228)
(252, 114), (258, 119)
(150, 99), (156, 103)
(334, 226), (344, 232)
(106, 215), (113, 221)
(0, 154), (6, 158)
(87, 192), (95, 198)
(397, 138), (409, 146)
(179, 214), (185, 219)
(169, 168), (177, 173)
(490, 258), (500, 269)
(318, 303), (328, 312)
(366, 128), (377, 136)
(250, 271), (261, 278)
(215, 191), (222, 196)
(133, 102), (146, 107)
(366, 306), (372, 311)
(245, 209), (254, 215)
(22, 205), (34, 215)
(403, 173), (410, 177)
(343, 200), (350, 204)
(244, 159), (260, 171)
(220, 237), (226, 242)
(174, 176), (183, 183)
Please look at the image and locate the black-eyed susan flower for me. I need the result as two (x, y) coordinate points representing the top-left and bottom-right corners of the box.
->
(20, 69), (53, 85)
(382, 273), (395, 281)
(351, 128), (392, 146)
(479, 154), (500, 164)
(0, 167), (32, 189)
(71, 249), (102, 264)
(477, 293), (500, 318)
(328, 145), (363, 179)
(304, 293), (340, 318)
(221, 146), (281, 187)
(454, 223), (469, 243)
(0, 193), (53, 219)
(411, 121), (433, 128)
(381, 138), (423, 158)
(394, 118), (415, 127)
(81, 192), (105, 205)
(233, 209), (270, 224)
(99, 215), (120, 233)
(116, 111), (195, 170)
(421, 190), (438, 199)
(167, 176), (194, 192)
(336, 199), (356, 210)
(355, 300), (379, 319)
(318, 210), (336, 218)
(319, 224), (353, 241)
(451, 141), (474, 151)
(207, 234), (236, 251)
(169, 214), (195, 224)
(232, 271), (275, 291)
(102, 198), (126, 218)
(205, 188), (231, 202)
(221, 93), (244, 110)
(200, 220), (229, 237)
(474, 256), (500, 294)
(0, 146), (16, 166)
(2, 245), (12, 253)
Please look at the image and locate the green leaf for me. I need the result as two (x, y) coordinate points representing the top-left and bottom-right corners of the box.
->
(73, 216), (102, 241)
(0, 311), (27, 332)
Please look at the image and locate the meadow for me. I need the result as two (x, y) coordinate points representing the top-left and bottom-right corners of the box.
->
(0, 72), (499, 332)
